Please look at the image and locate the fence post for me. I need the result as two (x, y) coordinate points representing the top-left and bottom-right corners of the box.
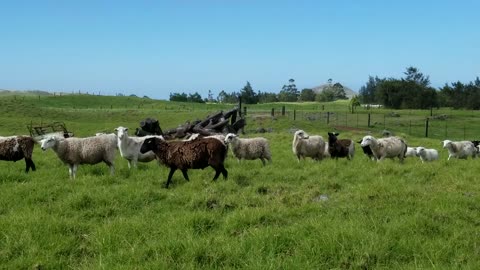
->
(327, 112), (330, 125)
(271, 108), (274, 117)
(282, 106), (285, 116)
(384, 114), (386, 129)
(294, 109), (296, 121)
(425, 118), (429, 138)
(367, 113), (371, 127)
(244, 106), (247, 116)
(345, 112), (348, 126)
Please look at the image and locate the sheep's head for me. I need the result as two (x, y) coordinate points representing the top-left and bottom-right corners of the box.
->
(416, 147), (426, 156)
(442, 140), (452, 148)
(140, 137), (157, 154)
(327, 132), (339, 143)
(40, 136), (57, 151)
(224, 133), (237, 144)
(294, 130), (309, 140)
(114, 126), (128, 139)
(360, 135), (374, 147)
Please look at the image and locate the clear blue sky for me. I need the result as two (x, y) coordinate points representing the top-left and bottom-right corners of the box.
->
(1, 0), (479, 100)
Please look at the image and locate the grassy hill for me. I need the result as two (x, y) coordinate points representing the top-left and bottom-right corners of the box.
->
(0, 94), (479, 269)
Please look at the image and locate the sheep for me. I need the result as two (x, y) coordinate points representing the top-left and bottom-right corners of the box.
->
(360, 135), (407, 162)
(224, 133), (271, 165)
(327, 132), (354, 160)
(114, 126), (157, 169)
(140, 136), (228, 188)
(292, 130), (327, 161)
(415, 147), (439, 163)
(357, 138), (375, 160)
(40, 134), (117, 179)
(442, 140), (477, 160)
(0, 136), (36, 172)
(405, 147), (418, 157)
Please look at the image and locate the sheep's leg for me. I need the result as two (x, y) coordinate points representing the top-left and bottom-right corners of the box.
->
(212, 165), (227, 181)
(260, 158), (266, 166)
(104, 160), (115, 175)
(127, 160), (132, 169)
(132, 158), (138, 169)
(68, 165), (74, 179)
(164, 168), (176, 188)
(25, 158), (36, 173)
(181, 169), (190, 181)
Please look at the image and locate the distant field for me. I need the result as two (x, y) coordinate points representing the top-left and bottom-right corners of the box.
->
(1, 94), (479, 269)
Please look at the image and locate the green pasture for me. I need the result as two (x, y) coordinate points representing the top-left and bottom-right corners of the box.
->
(1, 94), (480, 269)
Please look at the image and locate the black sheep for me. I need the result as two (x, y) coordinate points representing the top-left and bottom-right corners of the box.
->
(327, 132), (355, 160)
(140, 136), (228, 188)
(0, 136), (36, 172)
(357, 138), (374, 160)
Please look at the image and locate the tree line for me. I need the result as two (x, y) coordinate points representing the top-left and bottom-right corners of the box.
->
(359, 66), (480, 110)
(169, 79), (348, 104)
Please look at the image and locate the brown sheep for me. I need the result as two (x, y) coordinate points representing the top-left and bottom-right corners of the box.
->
(327, 132), (355, 160)
(0, 136), (36, 173)
(140, 136), (228, 188)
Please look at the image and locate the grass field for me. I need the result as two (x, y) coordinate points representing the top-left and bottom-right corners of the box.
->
(1, 94), (480, 269)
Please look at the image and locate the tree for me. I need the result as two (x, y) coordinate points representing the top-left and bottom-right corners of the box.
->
(349, 95), (361, 113)
(358, 76), (382, 104)
(257, 91), (279, 103)
(299, 88), (315, 101)
(187, 92), (205, 103)
(278, 78), (299, 102)
(315, 81), (347, 102)
(169, 92), (188, 102)
(403, 66), (430, 87)
(240, 81), (258, 104)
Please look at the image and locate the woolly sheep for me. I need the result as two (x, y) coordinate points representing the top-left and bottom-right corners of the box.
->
(292, 130), (327, 161)
(442, 140), (477, 160)
(140, 136), (228, 188)
(357, 138), (375, 160)
(0, 136), (36, 172)
(415, 147), (439, 163)
(224, 133), (271, 165)
(360, 135), (407, 162)
(114, 126), (157, 169)
(327, 132), (355, 160)
(40, 134), (117, 179)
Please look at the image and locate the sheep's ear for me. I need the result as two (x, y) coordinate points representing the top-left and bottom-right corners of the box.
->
(125, 128), (128, 131)
(114, 128), (118, 131)
(334, 132), (339, 136)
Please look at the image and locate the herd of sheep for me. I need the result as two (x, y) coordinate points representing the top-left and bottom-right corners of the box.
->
(1, 128), (480, 187)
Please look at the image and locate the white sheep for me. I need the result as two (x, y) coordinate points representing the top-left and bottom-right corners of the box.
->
(224, 133), (271, 165)
(415, 147), (439, 163)
(114, 126), (157, 169)
(442, 140), (477, 160)
(360, 135), (407, 162)
(292, 130), (327, 161)
(40, 134), (117, 179)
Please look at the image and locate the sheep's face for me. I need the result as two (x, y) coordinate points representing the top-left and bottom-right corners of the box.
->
(224, 133), (237, 144)
(140, 137), (157, 154)
(295, 130), (309, 140)
(115, 127), (128, 139)
(416, 147), (425, 156)
(442, 140), (451, 148)
(40, 136), (56, 151)
(360, 136), (374, 147)
(327, 132), (339, 143)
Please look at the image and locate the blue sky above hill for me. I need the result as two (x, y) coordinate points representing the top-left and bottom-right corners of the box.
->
(1, 1), (479, 100)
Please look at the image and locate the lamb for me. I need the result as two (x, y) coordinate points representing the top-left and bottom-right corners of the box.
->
(40, 134), (117, 179)
(415, 147), (439, 163)
(360, 135), (407, 162)
(0, 136), (36, 172)
(442, 140), (477, 160)
(327, 132), (354, 160)
(140, 136), (228, 188)
(114, 126), (157, 169)
(405, 147), (418, 157)
(292, 130), (327, 161)
(224, 133), (271, 165)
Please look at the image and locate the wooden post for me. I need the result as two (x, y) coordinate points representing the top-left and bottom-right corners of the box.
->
(294, 109), (296, 121)
(327, 112), (330, 125)
(425, 118), (429, 138)
(238, 96), (242, 118)
(282, 106), (285, 116)
(243, 106), (247, 116)
(271, 108), (274, 117)
(367, 113), (371, 128)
